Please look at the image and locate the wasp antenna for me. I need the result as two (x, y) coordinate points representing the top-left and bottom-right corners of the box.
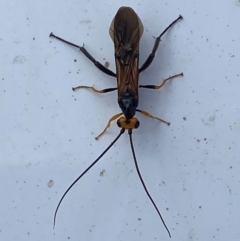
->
(128, 130), (171, 238)
(53, 128), (125, 229)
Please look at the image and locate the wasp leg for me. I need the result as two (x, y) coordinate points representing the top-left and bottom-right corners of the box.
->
(95, 113), (122, 140)
(136, 109), (170, 125)
(139, 73), (183, 89)
(72, 85), (117, 93)
(139, 15), (183, 73)
(49, 32), (116, 77)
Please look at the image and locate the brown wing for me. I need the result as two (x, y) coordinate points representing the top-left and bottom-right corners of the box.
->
(109, 7), (143, 98)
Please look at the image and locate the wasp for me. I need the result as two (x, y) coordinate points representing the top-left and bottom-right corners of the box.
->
(50, 6), (183, 238)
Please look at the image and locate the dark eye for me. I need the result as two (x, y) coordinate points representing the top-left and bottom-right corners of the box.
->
(135, 120), (140, 129)
(117, 119), (121, 128)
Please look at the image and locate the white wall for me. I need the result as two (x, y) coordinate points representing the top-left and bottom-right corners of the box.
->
(1, 0), (240, 240)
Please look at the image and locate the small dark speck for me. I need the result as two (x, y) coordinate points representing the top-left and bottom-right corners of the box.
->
(74, 59), (77, 62)
(230, 166), (232, 169)
(100, 169), (105, 176)
(197, 139), (200, 142)
(104, 61), (110, 68)
(138, 218), (141, 221)
(47, 180), (54, 188)
(69, 139), (71, 142)
(199, 206), (202, 209)
(33, 38), (35, 40)
(166, 208), (169, 210)
(183, 117), (187, 121)
(204, 138), (207, 141)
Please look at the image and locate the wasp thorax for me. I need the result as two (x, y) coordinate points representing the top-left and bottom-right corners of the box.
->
(117, 117), (140, 129)
(118, 90), (138, 119)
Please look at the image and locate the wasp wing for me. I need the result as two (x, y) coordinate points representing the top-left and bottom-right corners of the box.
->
(109, 7), (144, 54)
(109, 7), (143, 97)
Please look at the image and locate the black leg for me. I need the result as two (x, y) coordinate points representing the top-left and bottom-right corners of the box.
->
(139, 15), (183, 73)
(49, 32), (116, 77)
(72, 85), (117, 93)
(140, 73), (183, 89)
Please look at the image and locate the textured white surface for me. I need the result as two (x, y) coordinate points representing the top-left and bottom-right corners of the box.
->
(1, 0), (240, 240)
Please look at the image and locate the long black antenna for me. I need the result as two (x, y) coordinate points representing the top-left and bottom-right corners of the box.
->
(128, 129), (171, 238)
(53, 128), (125, 228)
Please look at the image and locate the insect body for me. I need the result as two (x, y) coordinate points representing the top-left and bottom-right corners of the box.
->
(50, 6), (183, 238)
(110, 7), (143, 120)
